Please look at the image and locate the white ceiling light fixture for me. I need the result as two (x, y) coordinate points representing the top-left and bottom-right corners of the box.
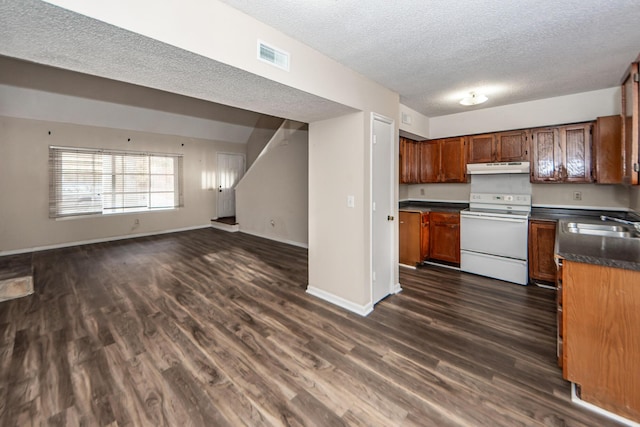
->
(460, 92), (488, 106)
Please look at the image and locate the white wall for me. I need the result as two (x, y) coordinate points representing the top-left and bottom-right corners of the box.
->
(245, 116), (285, 169)
(308, 113), (368, 307)
(630, 187), (640, 213)
(236, 121), (308, 246)
(44, 0), (399, 116)
(402, 183), (470, 203)
(0, 115), (244, 254)
(399, 104), (429, 140)
(0, 84), (258, 143)
(532, 184), (629, 210)
(429, 87), (620, 139)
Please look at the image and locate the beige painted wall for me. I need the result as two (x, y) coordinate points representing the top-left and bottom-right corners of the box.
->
(45, 0), (399, 116)
(29, 0), (402, 315)
(429, 87), (620, 139)
(0, 116), (244, 254)
(402, 181), (630, 210)
(309, 112), (368, 306)
(402, 183), (470, 203)
(532, 183), (630, 210)
(399, 104), (429, 140)
(236, 121), (308, 246)
(630, 187), (640, 213)
(245, 116), (285, 169)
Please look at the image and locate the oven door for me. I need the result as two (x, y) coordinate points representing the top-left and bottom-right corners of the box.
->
(460, 212), (528, 259)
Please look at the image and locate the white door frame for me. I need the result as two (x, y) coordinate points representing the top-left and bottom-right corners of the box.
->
(369, 112), (399, 307)
(216, 152), (245, 219)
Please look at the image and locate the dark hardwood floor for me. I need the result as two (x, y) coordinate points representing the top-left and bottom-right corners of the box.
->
(0, 228), (618, 426)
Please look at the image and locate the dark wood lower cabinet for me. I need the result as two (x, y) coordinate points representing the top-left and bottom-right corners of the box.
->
(428, 212), (460, 265)
(399, 211), (430, 266)
(399, 211), (421, 266)
(528, 219), (557, 284)
(562, 261), (640, 423)
(399, 210), (459, 266)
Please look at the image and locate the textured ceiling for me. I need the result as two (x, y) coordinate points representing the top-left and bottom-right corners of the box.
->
(219, 0), (640, 117)
(0, 0), (355, 126)
(2, 1), (639, 124)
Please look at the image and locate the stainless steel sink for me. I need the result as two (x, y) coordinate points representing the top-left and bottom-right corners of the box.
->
(564, 222), (635, 238)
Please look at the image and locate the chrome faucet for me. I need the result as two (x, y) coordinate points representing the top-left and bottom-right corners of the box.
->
(601, 215), (640, 232)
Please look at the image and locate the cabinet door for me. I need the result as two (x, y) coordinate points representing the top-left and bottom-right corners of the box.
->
(561, 123), (593, 183)
(399, 137), (420, 184)
(531, 128), (561, 182)
(528, 220), (557, 283)
(593, 115), (622, 184)
(467, 134), (495, 164)
(399, 211), (421, 265)
(621, 61), (639, 185)
(419, 141), (440, 183)
(429, 212), (460, 264)
(440, 137), (466, 183)
(420, 212), (430, 260)
(496, 130), (529, 162)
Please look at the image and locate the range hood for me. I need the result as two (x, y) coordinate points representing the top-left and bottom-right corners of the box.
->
(467, 161), (530, 175)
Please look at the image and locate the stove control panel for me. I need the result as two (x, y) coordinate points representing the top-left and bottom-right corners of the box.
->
(470, 193), (531, 206)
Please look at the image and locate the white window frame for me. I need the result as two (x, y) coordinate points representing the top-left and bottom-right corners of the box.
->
(49, 146), (184, 219)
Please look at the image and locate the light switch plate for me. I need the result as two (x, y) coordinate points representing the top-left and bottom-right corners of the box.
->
(347, 195), (355, 208)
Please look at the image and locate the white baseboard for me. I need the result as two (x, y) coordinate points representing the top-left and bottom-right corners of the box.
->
(399, 263), (417, 269)
(392, 283), (403, 294)
(306, 286), (373, 317)
(239, 229), (308, 249)
(210, 221), (239, 232)
(0, 224), (211, 257)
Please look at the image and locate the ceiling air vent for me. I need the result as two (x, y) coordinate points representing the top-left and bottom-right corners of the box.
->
(258, 40), (290, 71)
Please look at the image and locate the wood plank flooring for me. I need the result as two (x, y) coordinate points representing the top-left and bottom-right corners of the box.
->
(0, 228), (620, 426)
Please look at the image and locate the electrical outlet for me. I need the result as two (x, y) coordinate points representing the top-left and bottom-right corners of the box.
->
(573, 191), (582, 201)
(420, 188), (425, 196)
(134, 218), (140, 225)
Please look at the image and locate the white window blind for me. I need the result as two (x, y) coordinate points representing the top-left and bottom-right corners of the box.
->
(49, 146), (183, 218)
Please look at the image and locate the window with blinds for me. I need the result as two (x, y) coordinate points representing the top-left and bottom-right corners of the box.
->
(49, 146), (183, 218)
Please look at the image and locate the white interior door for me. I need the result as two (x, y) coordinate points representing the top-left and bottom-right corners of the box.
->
(372, 115), (395, 304)
(217, 153), (245, 218)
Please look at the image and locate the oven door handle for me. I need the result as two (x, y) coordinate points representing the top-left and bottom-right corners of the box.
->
(461, 215), (527, 224)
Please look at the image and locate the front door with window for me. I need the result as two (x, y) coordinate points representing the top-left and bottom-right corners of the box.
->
(217, 153), (245, 219)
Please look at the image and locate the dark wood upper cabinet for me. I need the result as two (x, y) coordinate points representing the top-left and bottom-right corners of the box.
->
(561, 123), (593, 183)
(440, 137), (466, 182)
(621, 60), (639, 185)
(399, 137), (420, 184)
(531, 128), (562, 182)
(593, 115), (622, 184)
(468, 131), (529, 164)
(467, 134), (496, 163)
(496, 130), (529, 162)
(419, 140), (440, 183)
(531, 124), (592, 183)
(417, 137), (466, 183)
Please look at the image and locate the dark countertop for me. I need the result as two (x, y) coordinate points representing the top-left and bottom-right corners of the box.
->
(399, 200), (468, 213)
(555, 217), (640, 271)
(530, 207), (640, 222)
